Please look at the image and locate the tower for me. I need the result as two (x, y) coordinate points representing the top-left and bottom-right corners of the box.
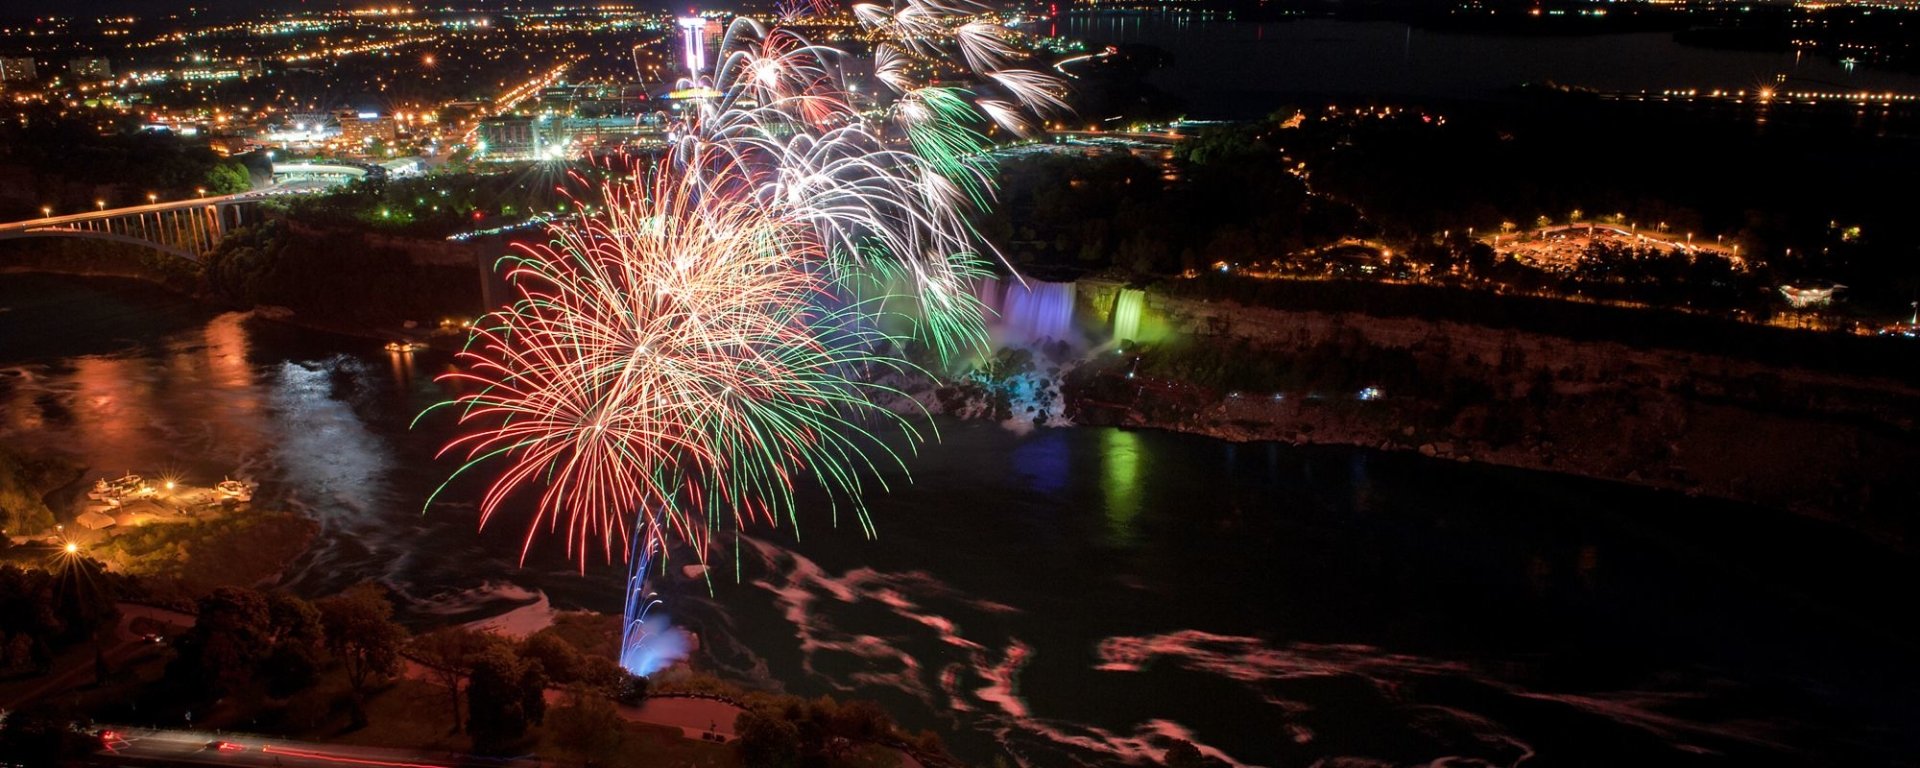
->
(678, 16), (707, 75)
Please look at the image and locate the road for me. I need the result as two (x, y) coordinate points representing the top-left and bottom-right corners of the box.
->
(620, 696), (741, 741)
(90, 727), (543, 768)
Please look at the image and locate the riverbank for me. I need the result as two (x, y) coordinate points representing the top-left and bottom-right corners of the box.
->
(11, 259), (1912, 552)
(1, 215), (489, 347)
(0, 262), (402, 352)
(1060, 281), (1920, 548)
(92, 510), (319, 597)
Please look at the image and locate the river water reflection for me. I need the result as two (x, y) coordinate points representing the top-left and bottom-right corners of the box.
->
(1, 273), (1914, 766)
(1056, 15), (1920, 118)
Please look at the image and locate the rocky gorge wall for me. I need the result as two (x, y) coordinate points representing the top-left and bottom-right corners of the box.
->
(1069, 280), (1920, 545)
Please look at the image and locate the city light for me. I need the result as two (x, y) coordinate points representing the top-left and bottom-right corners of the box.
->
(0, 4), (1915, 766)
(677, 16), (706, 74)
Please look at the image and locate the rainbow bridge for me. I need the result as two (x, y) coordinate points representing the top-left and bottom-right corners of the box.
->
(0, 195), (272, 262)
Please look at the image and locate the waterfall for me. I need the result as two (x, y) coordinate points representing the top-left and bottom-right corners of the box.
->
(973, 275), (1004, 318)
(1113, 288), (1144, 342)
(1000, 280), (1077, 343)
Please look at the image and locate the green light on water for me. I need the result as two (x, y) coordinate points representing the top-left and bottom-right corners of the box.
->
(1101, 428), (1142, 546)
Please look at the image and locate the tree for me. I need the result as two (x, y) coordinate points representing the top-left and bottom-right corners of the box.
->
(466, 644), (543, 752)
(615, 671), (650, 706)
(1163, 739), (1228, 768)
(734, 708), (802, 768)
(548, 687), (622, 765)
(410, 627), (490, 733)
(203, 161), (252, 195)
(518, 632), (583, 686)
(1164, 739), (1203, 768)
(49, 555), (116, 645)
(262, 592), (325, 696)
(317, 584), (406, 727)
(0, 712), (95, 765)
(829, 698), (892, 742)
(0, 447), (65, 535)
(168, 587), (271, 699)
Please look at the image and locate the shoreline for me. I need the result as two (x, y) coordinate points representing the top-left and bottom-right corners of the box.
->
(0, 264), (444, 347)
(1059, 286), (1912, 545)
(10, 266), (1910, 552)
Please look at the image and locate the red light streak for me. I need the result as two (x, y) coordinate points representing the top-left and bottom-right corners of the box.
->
(260, 745), (450, 768)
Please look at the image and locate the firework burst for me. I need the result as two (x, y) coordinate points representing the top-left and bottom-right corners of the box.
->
(432, 0), (1065, 566)
(427, 171), (920, 565)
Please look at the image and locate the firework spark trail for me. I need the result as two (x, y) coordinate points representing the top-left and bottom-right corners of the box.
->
(430, 0), (1065, 566)
(427, 172), (920, 565)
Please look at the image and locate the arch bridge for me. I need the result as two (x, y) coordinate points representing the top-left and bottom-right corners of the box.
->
(0, 195), (268, 262)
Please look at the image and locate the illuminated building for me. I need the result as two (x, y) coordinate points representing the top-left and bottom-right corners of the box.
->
(338, 111), (399, 151)
(476, 114), (665, 161)
(679, 16), (708, 74)
(1779, 284), (1845, 309)
(260, 114), (341, 148)
(176, 59), (263, 81)
(0, 57), (36, 83)
(477, 115), (538, 159)
(70, 57), (112, 81)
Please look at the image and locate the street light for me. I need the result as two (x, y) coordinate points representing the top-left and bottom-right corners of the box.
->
(196, 187), (206, 197)
(96, 199), (106, 211)
(147, 192), (158, 204)
(41, 205), (52, 218)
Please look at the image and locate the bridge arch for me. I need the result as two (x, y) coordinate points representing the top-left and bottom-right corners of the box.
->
(0, 197), (264, 264)
(0, 228), (205, 262)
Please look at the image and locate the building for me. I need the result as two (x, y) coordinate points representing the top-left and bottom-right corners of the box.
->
(338, 111), (399, 152)
(475, 114), (664, 161)
(0, 57), (37, 83)
(535, 83), (652, 118)
(1779, 284), (1845, 309)
(176, 59), (262, 82)
(69, 57), (111, 80)
(260, 113), (340, 149)
(477, 116), (537, 159)
(678, 16), (708, 74)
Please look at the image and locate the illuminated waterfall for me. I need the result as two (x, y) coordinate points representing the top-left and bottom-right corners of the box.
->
(1000, 280), (1076, 343)
(973, 275), (1004, 318)
(1113, 288), (1144, 342)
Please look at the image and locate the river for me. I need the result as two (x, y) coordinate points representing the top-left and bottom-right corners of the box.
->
(1054, 14), (1920, 118)
(0, 272), (1914, 766)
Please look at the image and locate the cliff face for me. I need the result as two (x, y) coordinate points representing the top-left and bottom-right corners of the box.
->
(1068, 281), (1920, 545)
